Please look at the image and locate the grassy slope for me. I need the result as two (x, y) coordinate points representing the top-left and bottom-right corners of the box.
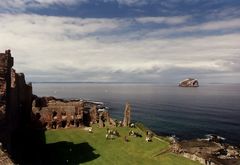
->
(45, 126), (200, 165)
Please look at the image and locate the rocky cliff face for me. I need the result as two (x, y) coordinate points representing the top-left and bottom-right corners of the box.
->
(179, 78), (199, 87)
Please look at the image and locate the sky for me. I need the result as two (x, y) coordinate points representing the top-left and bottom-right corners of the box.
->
(0, 0), (240, 83)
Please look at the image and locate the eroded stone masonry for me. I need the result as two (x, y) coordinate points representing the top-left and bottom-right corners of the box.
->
(32, 97), (116, 129)
(0, 50), (35, 163)
(0, 50), (33, 145)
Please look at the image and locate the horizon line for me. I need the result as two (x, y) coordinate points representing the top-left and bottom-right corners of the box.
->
(30, 81), (240, 85)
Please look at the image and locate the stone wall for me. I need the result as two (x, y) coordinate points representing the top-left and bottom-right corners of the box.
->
(32, 97), (112, 129)
(0, 50), (42, 163)
(0, 50), (13, 125)
(0, 50), (14, 151)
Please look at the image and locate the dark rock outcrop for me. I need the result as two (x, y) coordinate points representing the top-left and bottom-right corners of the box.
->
(179, 78), (199, 87)
(171, 139), (240, 165)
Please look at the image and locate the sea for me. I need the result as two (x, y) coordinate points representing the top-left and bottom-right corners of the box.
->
(32, 83), (240, 145)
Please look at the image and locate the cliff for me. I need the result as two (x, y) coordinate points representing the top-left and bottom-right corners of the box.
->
(179, 78), (199, 87)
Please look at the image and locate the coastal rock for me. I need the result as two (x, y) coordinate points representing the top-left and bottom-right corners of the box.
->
(178, 78), (199, 87)
(172, 139), (240, 165)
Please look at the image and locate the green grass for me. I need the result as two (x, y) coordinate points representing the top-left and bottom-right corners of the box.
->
(45, 125), (201, 165)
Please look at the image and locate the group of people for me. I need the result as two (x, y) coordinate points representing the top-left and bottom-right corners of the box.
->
(128, 129), (153, 142)
(145, 131), (154, 142)
(114, 121), (136, 128)
(104, 127), (153, 143)
(128, 130), (142, 137)
(105, 128), (120, 140)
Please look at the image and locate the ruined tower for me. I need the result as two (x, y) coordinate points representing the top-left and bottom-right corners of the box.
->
(90, 105), (98, 124)
(123, 103), (131, 127)
(0, 50), (34, 158)
(0, 50), (14, 148)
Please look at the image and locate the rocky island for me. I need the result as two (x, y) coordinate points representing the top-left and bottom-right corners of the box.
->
(179, 78), (199, 87)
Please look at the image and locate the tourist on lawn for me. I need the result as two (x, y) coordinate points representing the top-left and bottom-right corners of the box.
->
(51, 111), (58, 129)
(124, 136), (129, 142)
(88, 127), (93, 133)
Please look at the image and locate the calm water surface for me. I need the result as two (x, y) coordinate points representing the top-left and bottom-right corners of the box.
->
(32, 83), (240, 145)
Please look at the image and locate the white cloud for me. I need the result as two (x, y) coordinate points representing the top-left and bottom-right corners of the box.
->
(0, 13), (126, 39)
(136, 16), (191, 25)
(180, 18), (240, 32)
(0, 0), (23, 8)
(0, 13), (240, 83)
(33, 0), (85, 5)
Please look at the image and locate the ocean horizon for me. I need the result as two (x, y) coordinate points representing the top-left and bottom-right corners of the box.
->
(32, 82), (240, 145)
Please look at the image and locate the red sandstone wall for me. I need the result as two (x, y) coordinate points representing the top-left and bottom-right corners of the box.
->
(0, 50), (33, 155)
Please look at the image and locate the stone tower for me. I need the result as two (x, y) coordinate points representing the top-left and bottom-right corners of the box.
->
(0, 50), (34, 158)
(90, 105), (98, 124)
(0, 50), (14, 149)
(123, 103), (131, 127)
(0, 50), (13, 121)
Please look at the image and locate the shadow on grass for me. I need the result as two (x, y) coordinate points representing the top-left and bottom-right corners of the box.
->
(6, 111), (100, 165)
(10, 128), (99, 165)
(10, 128), (46, 164)
(43, 141), (100, 165)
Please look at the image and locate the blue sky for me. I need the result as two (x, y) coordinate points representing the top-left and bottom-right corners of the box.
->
(0, 0), (240, 83)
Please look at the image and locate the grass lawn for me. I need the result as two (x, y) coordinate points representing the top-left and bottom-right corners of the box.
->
(45, 125), (201, 165)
